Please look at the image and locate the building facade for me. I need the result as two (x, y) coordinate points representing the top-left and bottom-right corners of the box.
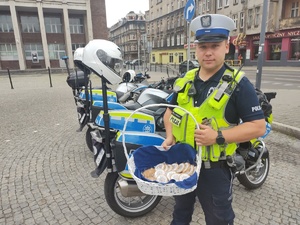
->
(108, 11), (147, 63)
(145, 0), (300, 67)
(0, 0), (107, 70)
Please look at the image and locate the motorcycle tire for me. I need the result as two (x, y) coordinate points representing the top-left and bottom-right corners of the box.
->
(104, 172), (162, 218)
(85, 127), (93, 152)
(237, 154), (270, 190)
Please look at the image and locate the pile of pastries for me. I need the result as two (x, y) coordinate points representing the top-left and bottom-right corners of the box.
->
(142, 162), (196, 183)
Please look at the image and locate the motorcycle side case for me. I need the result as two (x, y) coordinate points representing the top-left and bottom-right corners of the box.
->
(79, 89), (118, 102)
(114, 132), (165, 172)
(95, 110), (156, 133)
(137, 88), (169, 108)
(66, 70), (86, 89)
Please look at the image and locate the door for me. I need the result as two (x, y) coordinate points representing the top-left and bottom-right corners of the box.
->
(58, 51), (67, 68)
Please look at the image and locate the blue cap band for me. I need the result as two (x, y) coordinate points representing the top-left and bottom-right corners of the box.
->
(195, 28), (229, 39)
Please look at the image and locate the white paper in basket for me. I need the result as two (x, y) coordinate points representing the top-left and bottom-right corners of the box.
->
(127, 152), (202, 196)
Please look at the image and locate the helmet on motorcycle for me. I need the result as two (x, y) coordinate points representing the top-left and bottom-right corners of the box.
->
(122, 70), (136, 82)
(73, 47), (86, 72)
(82, 39), (123, 84)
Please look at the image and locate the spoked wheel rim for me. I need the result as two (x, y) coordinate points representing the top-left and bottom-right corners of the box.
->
(244, 158), (269, 185)
(113, 177), (159, 213)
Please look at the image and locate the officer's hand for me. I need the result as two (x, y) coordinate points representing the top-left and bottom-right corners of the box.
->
(162, 136), (175, 150)
(194, 124), (218, 146)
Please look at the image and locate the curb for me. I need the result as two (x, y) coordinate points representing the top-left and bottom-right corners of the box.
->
(272, 122), (300, 140)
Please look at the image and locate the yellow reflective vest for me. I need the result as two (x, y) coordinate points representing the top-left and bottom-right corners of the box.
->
(170, 67), (245, 162)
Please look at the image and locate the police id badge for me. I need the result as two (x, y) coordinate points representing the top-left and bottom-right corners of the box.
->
(170, 108), (188, 127)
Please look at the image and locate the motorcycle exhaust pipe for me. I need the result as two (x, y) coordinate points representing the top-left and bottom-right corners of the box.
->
(117, 179), (146, 197)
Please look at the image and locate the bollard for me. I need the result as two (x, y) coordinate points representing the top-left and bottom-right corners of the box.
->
(48, 67), (53, 87)
(7, 68), (14, 89)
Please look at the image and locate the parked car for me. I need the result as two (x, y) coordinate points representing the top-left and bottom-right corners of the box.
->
(130, 59), (144, 66)
(179, 60), (199, 74)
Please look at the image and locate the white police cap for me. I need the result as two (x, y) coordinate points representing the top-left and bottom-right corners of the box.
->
(190, 14), (236, 43)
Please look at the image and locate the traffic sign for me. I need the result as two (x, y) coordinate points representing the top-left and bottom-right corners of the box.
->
(184, 0), (195, 22)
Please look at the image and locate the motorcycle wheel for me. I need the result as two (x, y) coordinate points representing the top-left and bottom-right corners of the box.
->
(104, 172), (162, 218)
(237, 154), (270, 190)
(85, 127), (93, 152)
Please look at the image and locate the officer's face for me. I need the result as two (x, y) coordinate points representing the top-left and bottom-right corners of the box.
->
(196, 40), (229, 72)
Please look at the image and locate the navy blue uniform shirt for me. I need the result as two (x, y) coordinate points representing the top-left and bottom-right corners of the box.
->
(170, 64), (264, 124)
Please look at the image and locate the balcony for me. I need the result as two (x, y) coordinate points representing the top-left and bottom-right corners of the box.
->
(279, 17), (300, 30)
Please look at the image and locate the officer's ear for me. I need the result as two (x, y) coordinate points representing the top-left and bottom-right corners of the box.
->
(225, 40), (229, 54)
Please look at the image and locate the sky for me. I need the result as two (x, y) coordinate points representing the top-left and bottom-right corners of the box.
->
(105, 0), (149, 27)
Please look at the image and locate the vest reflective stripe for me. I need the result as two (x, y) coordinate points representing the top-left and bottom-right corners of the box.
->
(171, 68), (245, 162)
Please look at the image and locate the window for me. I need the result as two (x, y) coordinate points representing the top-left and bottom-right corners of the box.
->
(191, 52), (196, 60)
(161, 38), (164, 47)
(225, 0), (229, 7)
(202, 1), (206, 13)
(20, 16), (40, 33)
(233, 0), (238, 5)
(167, 36), (170, 47)
(240, 12), (244, 29)
(248, 9), (253, 28)
(169, 53), (174, 63)
(24, 43), (44, 60)
(0, 15), (13, 32)
(0, 43), (18, 60)
(181, 34), (185, 45)
(48, 43), (65, 59)
(232, 14), (238, 29)
(45, 17), (62, 33)
(255, 6), (260, 26)
(171, 35), (175, 46)
(71, 43), (85, 54)
(206, 0), (210, 11)
(197, 0), (202, 14)
(177, 35), (180, 46)
(179, 53), (184, 62)
(152, 54), (155, 63)
(290, 36), (300, 60)
(252, 40), (259, 60)
(291, 2), (299, 18)
(69, 18), (84, 34)
(217, 0), (223, 9)
(268, 40), (281, 60)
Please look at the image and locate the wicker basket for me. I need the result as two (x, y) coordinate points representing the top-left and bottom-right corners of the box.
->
(122, 104), (202, 196)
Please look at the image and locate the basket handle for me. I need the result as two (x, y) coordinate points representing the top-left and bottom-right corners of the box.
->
(122, 104), (200, 161)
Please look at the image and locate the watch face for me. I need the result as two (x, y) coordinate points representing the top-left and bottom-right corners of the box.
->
(217, 131), (225, 145)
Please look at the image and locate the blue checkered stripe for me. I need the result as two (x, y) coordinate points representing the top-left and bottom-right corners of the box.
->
(116, 132), (165, 146)
(79, 92), (117, 102)
(95, 113), (155, 133)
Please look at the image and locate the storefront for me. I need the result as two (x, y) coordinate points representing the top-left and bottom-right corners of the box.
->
(245, 29), (300, 66)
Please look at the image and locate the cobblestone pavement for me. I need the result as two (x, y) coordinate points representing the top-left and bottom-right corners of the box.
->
(0, 74), (299, 225)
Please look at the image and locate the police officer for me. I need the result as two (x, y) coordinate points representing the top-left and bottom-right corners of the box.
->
(162, 14), (266, 225)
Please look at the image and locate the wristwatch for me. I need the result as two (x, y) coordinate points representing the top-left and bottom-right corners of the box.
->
(216, 131), (225, 145)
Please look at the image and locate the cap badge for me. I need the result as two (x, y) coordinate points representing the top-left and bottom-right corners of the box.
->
(201, 15), (211, 28)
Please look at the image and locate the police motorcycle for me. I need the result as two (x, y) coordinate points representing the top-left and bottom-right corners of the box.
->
(80, 39), (173, 217)
(66, 47), (151, 135)
(233, 89), (276, 189)
(83, 71), (174, 151)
